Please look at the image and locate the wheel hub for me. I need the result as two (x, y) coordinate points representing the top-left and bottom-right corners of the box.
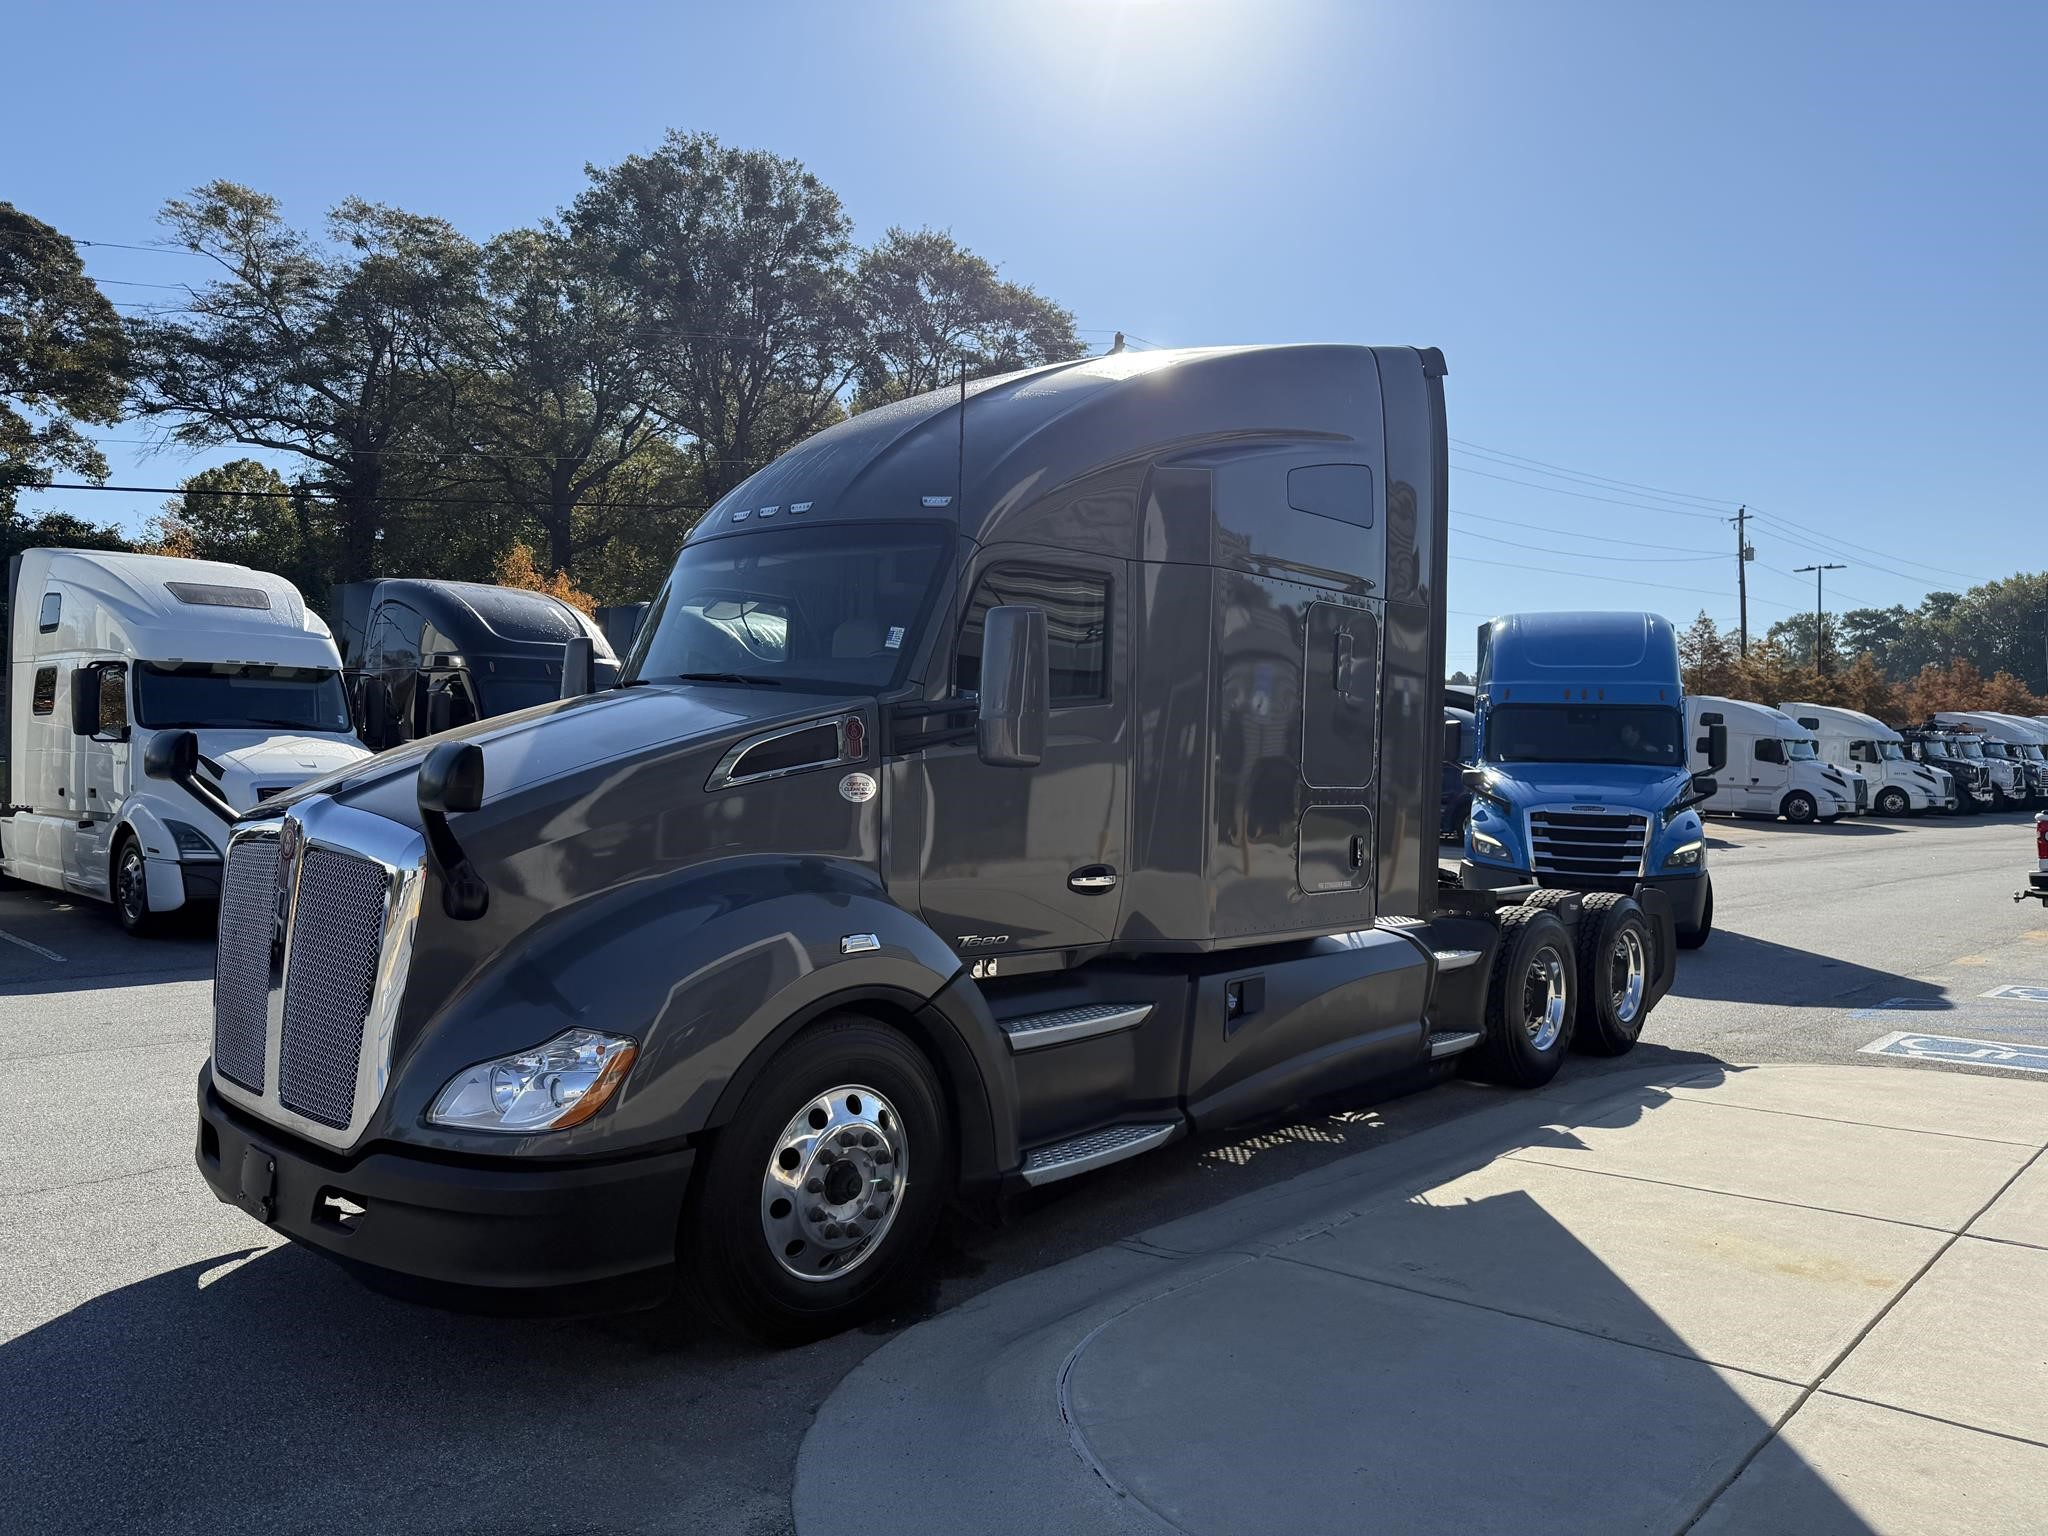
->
(1521, 947), (1568, 1050)
(1611, 928), (1646, 1023)
(761, 1084), (907, 1283)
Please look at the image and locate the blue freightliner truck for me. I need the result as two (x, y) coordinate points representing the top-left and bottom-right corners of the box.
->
(1458, 612), (1723, 949)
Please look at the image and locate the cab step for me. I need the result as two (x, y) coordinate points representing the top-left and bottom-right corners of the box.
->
(1020, 1122), (1179, 1186)
(1427, 1029), (1484, 1059)
(999, 1002), (1152, 1053)
(1433, 948), (1484, 973)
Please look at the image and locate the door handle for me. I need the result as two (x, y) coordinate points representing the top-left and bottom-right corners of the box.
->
(1068, 865), (1118, 892)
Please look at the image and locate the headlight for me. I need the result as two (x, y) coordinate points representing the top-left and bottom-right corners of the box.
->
(1470, 827), (1510, 860)
(165, 819), (219, 859)
(427, 1028), (638, 1134)
(1663, 840), (1704, 869)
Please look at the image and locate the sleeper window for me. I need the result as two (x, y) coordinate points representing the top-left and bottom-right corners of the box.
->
(31, 667), (56, 715)
(955, 567), (1109, 706)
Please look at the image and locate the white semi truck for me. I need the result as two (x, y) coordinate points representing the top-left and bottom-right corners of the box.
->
(1685, 696), (1858, 823)
(1779, 701), (1956, 815)
(2, 549), (370, 932)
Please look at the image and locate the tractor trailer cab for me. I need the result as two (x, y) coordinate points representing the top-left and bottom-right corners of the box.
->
(1, 549), (369, 933)
(1458, 611), (1717, 949)
(187, 344), (1687, 1343)
(1687, 696), (1857, 825)
(1779, 702), (1955, 816)
(1900, 727), (1995, 813)
(1936, 712), (2046, 809)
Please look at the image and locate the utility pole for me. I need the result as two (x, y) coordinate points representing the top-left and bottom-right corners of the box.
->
(1731, 505), (1753, 656)
(1794, 562), (1847, 673)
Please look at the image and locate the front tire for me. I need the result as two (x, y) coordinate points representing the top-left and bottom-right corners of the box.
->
(684, 1015), (951, 1346)
(1465, 907), (1575, 1088)
(1572, 894), (1652, 1056)
(1875, 786), (1911, 817)
(111, 835), (165, 937)
(1782, 791), (1818, 824)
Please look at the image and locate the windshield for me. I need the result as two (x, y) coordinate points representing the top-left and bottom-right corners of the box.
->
(1979, 741), (2011, 758)
(134, 662), (353, 734)
(1483, 704), (1683, 767)
(625, 522), (952, 692)
(1877, 741), (1905, 760)
(1955, 740), (1984, 759)
(1785, 738), (1821, 760)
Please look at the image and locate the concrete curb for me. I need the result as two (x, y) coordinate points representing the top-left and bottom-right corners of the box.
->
(793, 1059), (1733, 1535)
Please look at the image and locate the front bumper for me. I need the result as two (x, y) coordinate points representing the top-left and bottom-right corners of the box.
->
(196, 1070), (694, 1312)
(1458, 860), (1709, 930)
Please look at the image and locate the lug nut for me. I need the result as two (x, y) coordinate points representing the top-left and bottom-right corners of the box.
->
(838, 1129), (860, 1147)
(807, 1206), (825, 1223)
(861, 1131), (879, 1148)
(862, 1204), (882, 1221)
(821, 1222), (841, 1239)
(872, 1147), (892, 1165)
(804, 1177), (825, 1194)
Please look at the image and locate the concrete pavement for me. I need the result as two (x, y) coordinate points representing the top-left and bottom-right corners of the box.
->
(797, 1064), (2048, 1535)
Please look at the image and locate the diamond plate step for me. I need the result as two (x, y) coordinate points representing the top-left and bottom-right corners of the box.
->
(1427, 1029), (1484, 1059)
(1019, 1122), (1179, 1186)
(999, 1002), (1152, 1053)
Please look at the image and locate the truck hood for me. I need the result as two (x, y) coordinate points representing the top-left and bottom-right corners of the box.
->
(186, 730), (371, 812)
(264, 682), (860, 828)
(1477, 760), (1691, 809)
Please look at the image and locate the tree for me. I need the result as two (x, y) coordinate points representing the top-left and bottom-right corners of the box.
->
(568, 132), (859, 503)
(1677, 612), (1739, 696)
(127, 183), (479, 582)
(438, 224), (673, 576)
(494, 539), (594, 615)
(851, 227), (1081, 407)
(143, 459), (324, 596)
(0, 203), (129, 515)
(1831, 652), (1901, 720)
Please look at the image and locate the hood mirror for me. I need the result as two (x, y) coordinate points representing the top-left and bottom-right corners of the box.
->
(976, 605), (1047, 768)
(1689, 772), (1719, 799)
(561, 635), (594, 699)
(417, 741), (488, 919)
(142, 728), (236, 824)
(418, 741), (485, 814)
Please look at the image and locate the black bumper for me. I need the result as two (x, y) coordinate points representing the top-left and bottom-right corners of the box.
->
(1641, 871), (1710, 933)
(1460, 860), (1709, 927)
(196, 1071), (693, 1313)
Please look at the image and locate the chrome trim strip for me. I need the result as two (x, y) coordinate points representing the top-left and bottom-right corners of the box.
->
(705, 713), (863, 792)
(1432, 949), (1483, 973)
(1001, 1002), (1151, 1053)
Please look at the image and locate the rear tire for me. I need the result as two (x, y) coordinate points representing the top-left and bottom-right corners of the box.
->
(684, 1015), (951, 1346)
(1875, 786), (1910, 817)
(1782, 791), (1818, 824)
(1571, 894), (1652, 1056)
(1676, 877), (1714, 950)
(1464, 907), (1575, 1088)
(111, 835), (165, 937)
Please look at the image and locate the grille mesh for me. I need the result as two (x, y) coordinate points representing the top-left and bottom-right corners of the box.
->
(212, 838), (278, 1092)
(277, 848), (389, 1129)
(1529, 809), (1649, 880)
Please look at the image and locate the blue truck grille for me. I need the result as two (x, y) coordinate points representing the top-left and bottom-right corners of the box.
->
(212, 837), (278, 1092)
(1528, 809), (1649, 881)
(276, 848), (391, 1130)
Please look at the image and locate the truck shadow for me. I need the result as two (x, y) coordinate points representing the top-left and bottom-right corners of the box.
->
(1668, 930), (1947, 1010)
(0, 1066), (1868, 1534)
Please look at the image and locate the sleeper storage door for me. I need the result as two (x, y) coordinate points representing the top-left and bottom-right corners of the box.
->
(917, 553), (1128, 957)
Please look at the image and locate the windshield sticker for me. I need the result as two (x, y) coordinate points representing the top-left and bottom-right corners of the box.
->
(885, 626), (905, 650)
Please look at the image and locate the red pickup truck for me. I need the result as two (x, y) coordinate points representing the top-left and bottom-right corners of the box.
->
(2023, 815), (2048, 906)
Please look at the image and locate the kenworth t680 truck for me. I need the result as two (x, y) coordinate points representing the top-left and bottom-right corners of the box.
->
(1459, 612), (1719, 949)
(185, 345), (1684, 1342)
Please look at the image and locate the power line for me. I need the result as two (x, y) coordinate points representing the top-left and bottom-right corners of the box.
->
(1451, 506), (1724, 556)
(20, 479), (709, 513)
(1452, 443), (1733, 513)
(1452, 554), (1800, 610)
(1451, 439), (1733, 510)
(75, 238), (210, 256)
(1451, 524), (1726, 565)
(1452, 462), (1729, 520)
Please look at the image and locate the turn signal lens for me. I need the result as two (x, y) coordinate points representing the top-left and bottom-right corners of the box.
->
(428, 1029), (638, 1134)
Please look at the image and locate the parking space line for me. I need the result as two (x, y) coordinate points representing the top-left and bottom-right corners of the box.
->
(0, 928), (66, 963)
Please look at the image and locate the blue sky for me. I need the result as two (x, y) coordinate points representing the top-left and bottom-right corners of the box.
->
(6, 0), (2042, 669)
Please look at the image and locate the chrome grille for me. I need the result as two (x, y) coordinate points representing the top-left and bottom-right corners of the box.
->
(277, 848), (391, 1129)
(1852, 778), (1869, 812)
(1528, 809), (1649, 880)
(212, 837), (278, 1092)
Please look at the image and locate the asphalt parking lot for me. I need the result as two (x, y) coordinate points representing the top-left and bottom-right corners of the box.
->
(3, 810), (2045, 1535)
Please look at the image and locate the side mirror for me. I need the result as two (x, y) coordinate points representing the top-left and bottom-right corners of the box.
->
(1441, 719), (1464, 764)
(360, 677), (392, 751)
(143, 728), (199, 784)
(1690, 772), (1719, 799)
(68, 667), (100, 737)
(976, 605), (1048, 768)
(561, 635), (594, 700)
(426, 682), (455, 736)
(418, 740), (485, 815)
(1706, 722), (1729, 773)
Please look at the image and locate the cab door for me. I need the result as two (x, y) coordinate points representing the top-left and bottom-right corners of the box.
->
(66, 663), (129, 893)
(915, 551), (1128, 957)
(1746, 736), (1789, 811)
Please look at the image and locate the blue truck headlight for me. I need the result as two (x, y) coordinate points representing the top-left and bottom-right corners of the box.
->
(1470, 826), (1510, 860)
(1663, 840), (1704, 869)
(165, 819), (220, 860)
(428, 1028), (639, 1133)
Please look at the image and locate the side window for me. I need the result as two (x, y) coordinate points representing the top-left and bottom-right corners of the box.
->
(99, 664), (129, 736)
(31, 667), (56, 715)
(37, 592), (60, 633)
(1287, 463), (1375, 529)
(954, 566), (1110, 706)
(1850, 741), (1875, 763)
(1754, 738), (1784, 765)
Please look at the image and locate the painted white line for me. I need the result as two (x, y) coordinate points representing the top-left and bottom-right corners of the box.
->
(0, 927), (66, 963)
(1861, 1030), (2048, 1074)
(1980, 984), (2048, 1004)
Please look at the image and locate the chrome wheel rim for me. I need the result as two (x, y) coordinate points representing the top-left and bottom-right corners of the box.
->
(761, 1084), (907, 1283)
(1611, 928), (1646, 1024)
(117, 847), (146, 923)
(1521, 947), (1569, 1051)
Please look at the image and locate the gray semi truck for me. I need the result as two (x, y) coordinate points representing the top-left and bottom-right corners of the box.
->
(180, 344), (1683, 1343)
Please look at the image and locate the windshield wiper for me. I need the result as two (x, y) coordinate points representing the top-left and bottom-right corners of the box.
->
(670, 672), (784, 687)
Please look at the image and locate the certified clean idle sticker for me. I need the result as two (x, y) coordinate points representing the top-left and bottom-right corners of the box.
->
(839, 772), (877, 803)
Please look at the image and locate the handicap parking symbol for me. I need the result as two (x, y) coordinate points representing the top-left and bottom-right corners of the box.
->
(1980, 985), (2048, 1004)
(1861, 1031), (2048, 1074)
